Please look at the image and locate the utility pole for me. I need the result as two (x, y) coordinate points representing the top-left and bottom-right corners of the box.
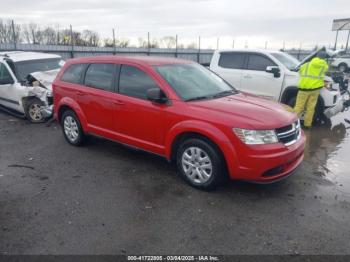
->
(147, 32), (150, 55)
(283, 41), (285, 51)
(70, 24), (74, 58)
(11, 20), (17, 50)
(197, 36), (201, 63)
(346, 30), (350, 51)
(232, 39), (235, 49)
(112, 28), (116, 55)
(57, 24), (60, 45)
(217, 37), (219, 50)
(297, 42), (302, 60)
(265, 41), (268, 50)
(175, 34), (178, 57)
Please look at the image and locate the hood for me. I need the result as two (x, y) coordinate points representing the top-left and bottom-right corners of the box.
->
(188, 93), (296, 130)
(29, 69), (60, 90)
(296, 46), (336, 70)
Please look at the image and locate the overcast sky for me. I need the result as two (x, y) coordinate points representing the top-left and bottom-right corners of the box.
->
(1, 0), (350, 49)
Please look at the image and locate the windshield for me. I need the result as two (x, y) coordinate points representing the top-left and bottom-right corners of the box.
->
(15, 58), (62, 81)
(155, 63), (236, 101)
(271, 52), (300, 71)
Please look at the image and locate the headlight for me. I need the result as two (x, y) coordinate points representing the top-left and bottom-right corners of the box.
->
(46, 91), (53, 97)
(233, 128), (278, 145)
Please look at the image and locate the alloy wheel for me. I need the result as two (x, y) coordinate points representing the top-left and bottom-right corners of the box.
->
(28, 103), (43, 121)
(181, 146), (213, 184)
(64, 116), (79, 143)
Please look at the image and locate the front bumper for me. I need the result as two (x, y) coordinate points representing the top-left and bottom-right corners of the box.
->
(40, 104), (53, 119)
(324, 91), (350, 119)
(228, 131), (306, 182)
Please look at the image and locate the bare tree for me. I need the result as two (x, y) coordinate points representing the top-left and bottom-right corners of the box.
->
(103, 38), (114, 47)
(149, 38), (159, 48)
(138, 37), (147, 48)
(81, 30), (100, 46)
(117, 38), (130, 48)
(41, 27), (57, 45)
(0, 19), (20, 44)
(22, 23), (43, 44)
(161, 36), (176, 48)
(187, 42), (197, 49)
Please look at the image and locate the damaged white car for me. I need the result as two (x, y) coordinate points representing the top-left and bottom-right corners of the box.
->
(0, 51), (63, 122)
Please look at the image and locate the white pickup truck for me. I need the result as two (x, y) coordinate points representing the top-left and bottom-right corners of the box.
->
(331, 52), (350, 72)
(210, 47), (348, 123)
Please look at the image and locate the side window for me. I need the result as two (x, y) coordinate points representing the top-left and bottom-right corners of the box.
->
(218, 53), (246, 69)
(119, 65), (159, 100)
(0, 63), (13, 84)
(61, 64), (86, 84)
(247, 54), (276, 71)
(84, 63), (115, 92)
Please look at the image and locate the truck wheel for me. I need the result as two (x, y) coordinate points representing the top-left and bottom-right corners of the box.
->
(61, 110), (85, 146)
(338, 63), (348, 73)
(287, 96), (325, 125)
(25, 98), (45, 123)
(176, 138), (225, 190)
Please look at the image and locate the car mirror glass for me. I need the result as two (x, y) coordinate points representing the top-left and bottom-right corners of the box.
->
(266, 66), (281, 78)
(147, 88), (168, 104)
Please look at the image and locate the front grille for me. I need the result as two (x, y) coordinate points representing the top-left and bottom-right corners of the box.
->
(275, 120), (300, 146)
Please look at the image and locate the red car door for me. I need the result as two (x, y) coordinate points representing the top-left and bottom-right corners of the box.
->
(78, 63), (119, 135)
(113, 64), (168, 155)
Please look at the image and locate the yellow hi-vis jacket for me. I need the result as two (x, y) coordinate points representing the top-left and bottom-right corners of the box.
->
(298, 57), (329, 90)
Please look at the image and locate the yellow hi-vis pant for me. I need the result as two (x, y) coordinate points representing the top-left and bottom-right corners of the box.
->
(293, 89), (320, 127)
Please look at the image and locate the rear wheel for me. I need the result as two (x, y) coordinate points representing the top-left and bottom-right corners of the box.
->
(176, 138), (225, 190)
(61, 110), (85, 146)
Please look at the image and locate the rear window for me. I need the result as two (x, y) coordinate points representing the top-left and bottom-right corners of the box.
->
(84, 63), (115, 91)
(61, 64), (86, 84)
(218, 53), (245, 69)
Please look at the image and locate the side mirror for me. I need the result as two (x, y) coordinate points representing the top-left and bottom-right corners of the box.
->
(146, 88), (168, 104)
(266, 66), (281, 78)
(0, 77), (14, 85)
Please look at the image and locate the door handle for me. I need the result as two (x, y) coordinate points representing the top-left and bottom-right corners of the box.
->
(113, 100), (125, 105)
(243, 75), (252, 79)
(76, 91), (86, 96)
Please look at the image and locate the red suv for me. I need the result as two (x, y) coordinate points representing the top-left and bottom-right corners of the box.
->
(53, 56), (305, 190)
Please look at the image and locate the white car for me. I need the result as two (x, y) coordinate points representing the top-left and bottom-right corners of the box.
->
(210, 47), (346, 123)
(0, 51), (63, 122)
(331, 53), (350, 72)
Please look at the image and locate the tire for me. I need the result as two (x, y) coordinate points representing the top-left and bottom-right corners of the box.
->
(176, 138), (225, 190)
(25, 98), (45, 123)
(61, 110), (85, 146)
(338, 63), (348, 73)
(287, 95), (325, 125)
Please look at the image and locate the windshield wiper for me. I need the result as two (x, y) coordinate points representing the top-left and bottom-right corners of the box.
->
(185, 96), (212, 102)
(212, 90), (237, 98)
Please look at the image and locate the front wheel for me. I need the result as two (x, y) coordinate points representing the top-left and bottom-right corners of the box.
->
(176, 138), (225, 190)
(338, 63), (348, 73)
(25, 98), (45, 123)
